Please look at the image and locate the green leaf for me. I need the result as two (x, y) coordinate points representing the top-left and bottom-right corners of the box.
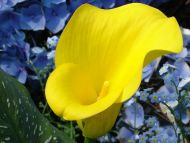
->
(0, 70), (75, 143)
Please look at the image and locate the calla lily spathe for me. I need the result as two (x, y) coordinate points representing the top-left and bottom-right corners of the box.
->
(45, 3), (182, 138)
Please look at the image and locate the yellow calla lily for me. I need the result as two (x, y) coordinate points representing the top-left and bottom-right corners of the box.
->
(45, 3), (182, 138)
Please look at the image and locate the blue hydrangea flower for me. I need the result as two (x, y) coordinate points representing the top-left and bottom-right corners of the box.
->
(31, 46), (55, 70)
(1, 41), (29, 63)
(0, 39), (29, 83)
(0, 10), (25, 47)
(44, 3), (70, 34)
(0, 0), (8, 10)
(0, 9), (21, 29)
(124, 102), (144, 128)
(19, 4), (45, 31)
(0, 0), (26, 10)
(0, 27), (25, 47)
(16, 41), (30, 62)
(67, 0), (85, 12)
(0, 57), (27, 83)
(145, 117), (159, 128)
(32, 53), (49, 69)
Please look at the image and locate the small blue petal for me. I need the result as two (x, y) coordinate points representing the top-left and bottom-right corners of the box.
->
(167, 48), (188, 60)
(139, 90), (150, 102)
(47, 50), (55, 60)
(149, 93), (160, 103)
(0, 59), (19, 76)
(68, 0), (85, 12)
(143, 59), (160, 82)
(118, 127), (135, 143)
(145, 117), (159, 128)
(33, 53), (48, 69)
(0, 57), (27, 83)
(156, 86), (178, 102)
(32, 47), (44, 55)
(47, 36), (59, 50)
(0, 10), (21, 29)
(0, 0), (26, 10)
(20, 4), (45, 31)
(17, 68), (27, 83)
(124, 102), (144, 128)
(90, 0), (103, 7)
(178, 77), (190, 89)
(44, 3), (70, 33)
(16, 41), (30, 62)
(174, 60), (190, 79)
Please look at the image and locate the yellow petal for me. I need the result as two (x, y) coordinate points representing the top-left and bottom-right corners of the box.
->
(46, 3), (182, 120)
(45, 63), (97, 117)
(77, 103), (122, 138)
(116, 17), (183, 102)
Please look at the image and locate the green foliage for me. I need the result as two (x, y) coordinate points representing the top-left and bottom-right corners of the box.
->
(0, 70), (75, 143)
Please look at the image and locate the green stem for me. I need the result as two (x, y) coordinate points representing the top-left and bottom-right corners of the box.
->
(70, 121), (73, 139)
(28, 60), (44, 93)
(84, 137), (96, 143)
(29, 60), (48, 114)
(42, 102), (48, 114)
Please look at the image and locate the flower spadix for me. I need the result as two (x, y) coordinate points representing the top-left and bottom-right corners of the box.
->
(45, 3), (182, 138)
